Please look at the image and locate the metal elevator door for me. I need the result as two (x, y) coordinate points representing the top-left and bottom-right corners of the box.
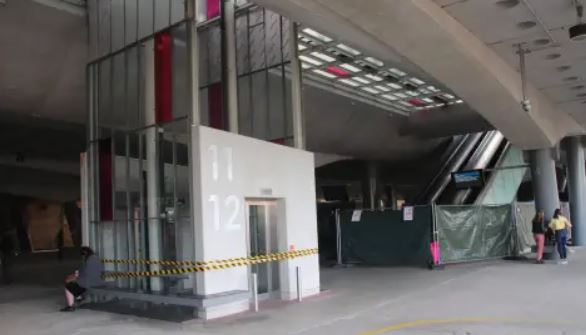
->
(247, 201), (279, 297)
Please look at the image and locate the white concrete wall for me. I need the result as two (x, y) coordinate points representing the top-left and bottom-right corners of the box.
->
(191, 125), (320, 317)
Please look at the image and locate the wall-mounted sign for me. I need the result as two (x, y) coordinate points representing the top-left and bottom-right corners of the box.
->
(351, 210), (362, 222)
(403, 206), (414, 222)
(452, 169), (485, 189)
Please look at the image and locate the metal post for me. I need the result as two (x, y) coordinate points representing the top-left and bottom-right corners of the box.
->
(221, 0), (239, 133)
(143, 38), (162, 292)
(289, 21), (305, 149)
(335, 209), (342, 266)
(186, 0), (200, 126)
(296, 266), (303, 302)
(252, 273), (259, 312)
(566, 137), (586, 246)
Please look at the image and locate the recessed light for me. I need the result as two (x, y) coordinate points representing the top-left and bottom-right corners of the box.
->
(572, 85), (585, 90)
(365, 74), (384, 81)
(336, 44), (361, 56)
(387, 83), (403, 90)
(545, 53), (561, 60)
(517, 21), (537, 30)
(339, 78), (360, 87)
(533, 38), (550, 46)
(374, 85), (391, 92)
(557, 65), (571, 72)
(339, 63), (362, 73)
(577, 93), (586, 98)
(312, 69), (337, 79)
(364, 57), (384, 67)
(353, 77), (371, 84)
(389, 68), (406, 77)
(495, 0), (520, 9)
(310, 51), (336, 63)
(302, 28), (332, 43)
(299, 55), (323, 66)
(362, 87), (380, 94)
(564, 76), (579, 81)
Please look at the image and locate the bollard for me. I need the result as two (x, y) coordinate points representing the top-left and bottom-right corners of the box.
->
(252, 273), (259, 312)
(296, 266), (303, 302)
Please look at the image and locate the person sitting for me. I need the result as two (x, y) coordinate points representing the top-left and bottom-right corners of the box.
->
(60, 246), (103, 312)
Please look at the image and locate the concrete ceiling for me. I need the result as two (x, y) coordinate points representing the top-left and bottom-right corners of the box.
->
(434, 0), (586, 128)
(252, 0), (585, 149)
(0, 0), (87, 124)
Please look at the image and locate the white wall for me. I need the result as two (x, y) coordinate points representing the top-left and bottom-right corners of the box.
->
(191, 125), (320, 317)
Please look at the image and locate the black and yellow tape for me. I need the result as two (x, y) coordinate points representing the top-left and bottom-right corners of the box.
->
(102, 248), (318, 279)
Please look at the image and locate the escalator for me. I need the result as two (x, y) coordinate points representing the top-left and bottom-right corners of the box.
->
(415, 130), (508, 205)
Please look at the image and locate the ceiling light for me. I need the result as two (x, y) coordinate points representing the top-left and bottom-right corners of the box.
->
(533, 38), (550, 46)
(406, 91), (420, 96)
(455, 99), (464, 104)
(382, 94), (398, 101)
(362, 87), (380, 94)
(399, 101), (413, 107)
(298, 44), (307, 51)
(557, 65), (572, 72)
(336, 44), (361, 56)
(374, 85), (391, 92)
(388, 83), (403, 90)
(312, 69), (337, 79)
(422, 98), (434, 103)
(299, 55), (323, 66)
(427, 86), (440, 92)
(301, 62), (313, 69)
(364, 57), (384, 67)
(394, 92), (408, 99)
(326, 65), (350, 77)
(517, 21), (537, 30)
(339, 78), (360, 87)
(409, 78), (426, 86)
(302, 28), (333, 43)
(365, 74), (383, 81)
(572, 85), (585, 90)
(564, 76), (579, 82)
(353, 77), (371, 84)
(339, 63), (362, 73)
(545, 53), (561, 60)
(389, 68), (406, 77)
(570, 3), (586, 41)
(495, 0), (520, 9)
(311, 51), (336, 63)
(442, 94), (456, 100)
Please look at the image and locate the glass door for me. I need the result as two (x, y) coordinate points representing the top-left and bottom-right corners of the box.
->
(247, 201), (279, 297)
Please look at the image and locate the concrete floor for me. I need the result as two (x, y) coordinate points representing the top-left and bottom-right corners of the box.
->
(1, 250), (586, 335)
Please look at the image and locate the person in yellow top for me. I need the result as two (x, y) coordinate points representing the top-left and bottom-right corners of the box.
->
(548, 209), (572, 264)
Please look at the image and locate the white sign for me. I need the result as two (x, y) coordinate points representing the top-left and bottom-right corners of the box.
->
(403, 206), (414, 222)
(351, 210), (362, 222)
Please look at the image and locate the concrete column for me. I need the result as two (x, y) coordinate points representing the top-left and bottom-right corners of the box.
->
(143, 39), (162, 292)
(528, 148), (560, 221)
(289, 21), (305, 150)
(362, 162), (382, 210)
(221, 0), (239, 133)
(566, 137), (586, 246)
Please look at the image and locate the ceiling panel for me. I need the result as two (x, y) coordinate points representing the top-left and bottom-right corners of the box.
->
(435, 0), (586, 125)
(438, 0), (538, 44)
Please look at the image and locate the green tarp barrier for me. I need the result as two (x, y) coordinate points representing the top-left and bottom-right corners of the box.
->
(340, 207), (432, 266)
(436, 205), (514, 264)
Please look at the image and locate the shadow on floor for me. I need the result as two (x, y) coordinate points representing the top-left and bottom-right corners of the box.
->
(80, 299), (197, 323)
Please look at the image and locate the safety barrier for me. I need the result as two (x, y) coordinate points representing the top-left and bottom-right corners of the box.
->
(101, 248), (318, 279)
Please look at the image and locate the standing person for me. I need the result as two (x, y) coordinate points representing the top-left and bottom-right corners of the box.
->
(548, 209), (572, 265)
(532, 210), (546, 264)
(60, 246), (103, 312)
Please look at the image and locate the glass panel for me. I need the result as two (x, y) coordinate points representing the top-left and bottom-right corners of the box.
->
(170, 0), (185, 24)
(138, 0), (154, 39)
(172, 24), (189, 119)
(98, 0), (112, 56)
(111, 0), (125, 51)
(126, 46), (141, 129)
(249, 205), (269, 294)
(88, 0), (99, 59)
(155, 0), (171, 31)
(125, 0), (138, 44)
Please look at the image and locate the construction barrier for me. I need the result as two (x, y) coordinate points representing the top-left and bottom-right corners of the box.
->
(102, 248), (318, 279)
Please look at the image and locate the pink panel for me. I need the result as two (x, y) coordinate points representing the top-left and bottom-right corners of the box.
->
(326, 65), (350, 77)
(207, 0), (221, 19)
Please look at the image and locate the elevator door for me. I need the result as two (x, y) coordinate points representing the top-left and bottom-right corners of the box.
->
(247, 201), (279, 297)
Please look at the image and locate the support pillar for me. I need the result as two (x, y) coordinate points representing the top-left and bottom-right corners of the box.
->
(221, 0), (239, 133)
(289, 21), (305, 150)
(143, 39), (162, 292)
(528, 148), (560, 221)
(566, 137), (586, 246)
(362, 162), (383, 210)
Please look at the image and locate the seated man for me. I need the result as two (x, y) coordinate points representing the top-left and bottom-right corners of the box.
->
(61, 246), (103, 312)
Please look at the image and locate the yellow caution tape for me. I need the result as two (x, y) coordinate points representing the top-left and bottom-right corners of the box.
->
(102, 248), (318, 279)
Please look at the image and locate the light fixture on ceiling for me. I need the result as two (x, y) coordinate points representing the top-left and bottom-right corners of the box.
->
(570, 0), (586, 41)
(0, 0), (6, 7)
